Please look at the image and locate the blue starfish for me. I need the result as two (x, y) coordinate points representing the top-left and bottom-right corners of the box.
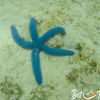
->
(11, 17), (75, 85)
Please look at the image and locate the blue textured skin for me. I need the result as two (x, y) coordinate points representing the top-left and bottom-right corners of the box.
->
(11, 17), (75, 85)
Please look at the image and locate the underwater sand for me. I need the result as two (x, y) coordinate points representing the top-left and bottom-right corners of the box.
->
(0, 0), (100, 100)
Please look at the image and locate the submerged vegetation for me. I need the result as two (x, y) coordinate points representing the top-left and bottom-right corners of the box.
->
(0, 77), (58, 100)
(66, 68), (80, 84)
(0, 77), (23, 100)
(81, 58), (98, 75)
(75, 42), (88, 61)
(27, 84), (58, 100)
(66, 41), (99, 92)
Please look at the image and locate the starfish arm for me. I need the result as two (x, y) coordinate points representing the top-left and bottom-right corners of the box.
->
(41, 45), (75, 56)
(29, 17), (39, 42)
(11, 26), (33, 49)
(31, 49), (42, 85)
(39, 26), (65, 43)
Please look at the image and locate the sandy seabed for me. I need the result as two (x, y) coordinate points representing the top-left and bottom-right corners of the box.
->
(0, 0), (100, 100)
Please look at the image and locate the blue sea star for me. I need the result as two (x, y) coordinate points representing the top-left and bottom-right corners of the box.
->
(11, 17), (75, 85)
